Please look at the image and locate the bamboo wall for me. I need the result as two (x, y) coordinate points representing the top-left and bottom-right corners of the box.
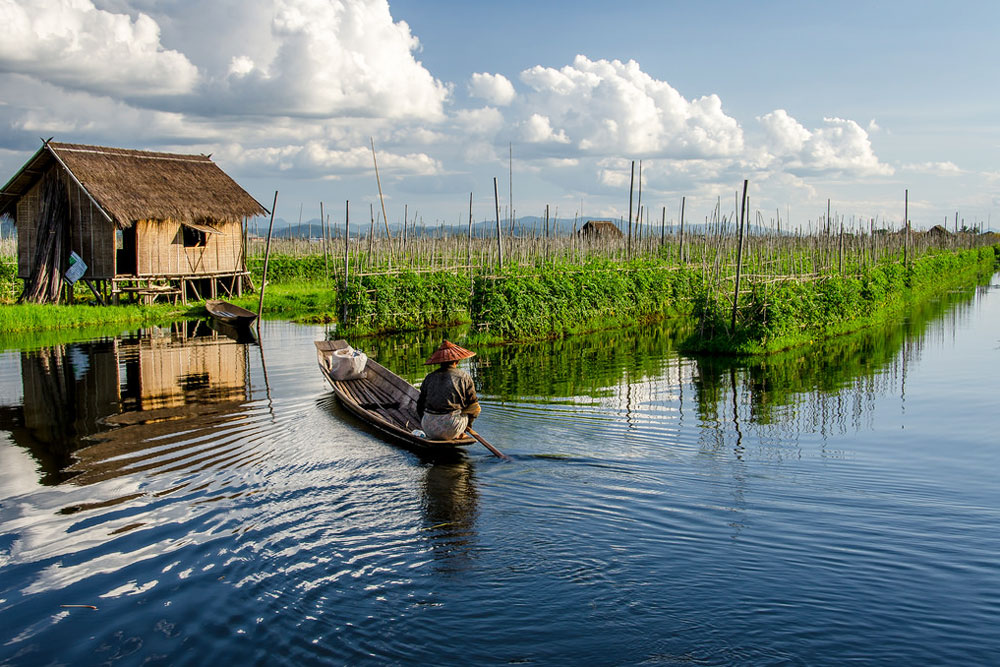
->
(16, 167), (117, 279)
(134, 218), (244, 277)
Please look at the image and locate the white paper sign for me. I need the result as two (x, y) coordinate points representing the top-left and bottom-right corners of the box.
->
(65, 251), (87, 284)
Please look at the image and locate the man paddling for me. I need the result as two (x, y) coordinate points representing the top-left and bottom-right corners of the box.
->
(416, 341), (481, 440)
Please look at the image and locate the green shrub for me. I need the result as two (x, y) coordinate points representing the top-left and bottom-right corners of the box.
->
(337, 270), (472, 334)
(470, 260), (703, 340)
(0, 258), (18, 304)
(686, 246), (998, 355)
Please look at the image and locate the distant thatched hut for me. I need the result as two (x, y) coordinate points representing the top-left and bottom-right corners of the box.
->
(927, 224), (952, 237)
(579, 220), (623, 239)
(0, 140), (267, 304)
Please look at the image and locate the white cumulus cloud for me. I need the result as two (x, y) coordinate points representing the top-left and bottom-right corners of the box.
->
(517, 55), (743, 158)
(0, 0), (198, 97)
(903, 161), (962, 174)
(756, 111), (892, 176)
(221, 141), (441, 178)
(520, 114), (569, 144)
(455, 107), (506, 136)
(219, 0), (449, 119)
(468, 72), (516, 106)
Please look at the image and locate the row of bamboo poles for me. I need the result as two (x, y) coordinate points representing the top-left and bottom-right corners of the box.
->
(245, 194), (993, 285)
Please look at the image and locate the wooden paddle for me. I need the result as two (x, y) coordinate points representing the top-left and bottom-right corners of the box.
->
(466, 427), (509, 460)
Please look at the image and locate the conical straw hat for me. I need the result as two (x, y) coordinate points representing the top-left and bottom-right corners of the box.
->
(425, 340), (476, 364)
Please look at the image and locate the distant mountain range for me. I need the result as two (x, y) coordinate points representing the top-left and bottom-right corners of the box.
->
(244, 214), (766, 239)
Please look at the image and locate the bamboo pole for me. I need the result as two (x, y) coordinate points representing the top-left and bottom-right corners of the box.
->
(904, 189), (909, 267)
(660, 205), (666, 247)
(468, 192), (474, 287)
(343, 200), (350, 285)
(679, 196), (686, 264)
(257, 190), (278, 323)
(367, 204), (375, 270)
(731, 180), (748, 332)
(321, 201), (329, 283)
(370, 137), (393, 268)
(627, 160), (634, 259)
(494, 177), (504, 270)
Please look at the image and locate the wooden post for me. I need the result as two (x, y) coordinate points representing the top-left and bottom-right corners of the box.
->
(509, 142), (514, 235)
(403, 204), (408, 259)
(343, 200), (350, 284)
(257, 190), (278, 323)
(544, 204), (550, 264)
(494, 177), (504, 270)
(627, 160), (634, 260)
(903, 189), (909, 267)
(370, 137), (393, 268)
(679, 196), (686, 264)
(321, 201), (330, 283)
(367, 203), (375, 270)
(467, 192), (474, 286)
(635, 160), (643, 255)
(660, 205), (666, 247)
(730, 180), (748, 333)
(839, 215), (844, 274)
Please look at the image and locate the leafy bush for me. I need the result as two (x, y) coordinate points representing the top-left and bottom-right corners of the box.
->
(687, 246), (998, 354)
(470, 260), (703, 340)
(248, 254), (333, 284)
(337, 270), (472, 334)
(0, 258), (18, 304)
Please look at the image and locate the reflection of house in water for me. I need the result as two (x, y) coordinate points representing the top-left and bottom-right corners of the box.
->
(3, 321), (252, 486)
(119, 320), (248, 412)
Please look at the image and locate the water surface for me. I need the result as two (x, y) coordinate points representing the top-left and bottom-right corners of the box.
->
(0, 280), (998, 665)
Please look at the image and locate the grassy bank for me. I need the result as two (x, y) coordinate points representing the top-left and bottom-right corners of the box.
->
(0, 302), (187, 351)
(334, 246), (999, 354)
(685, 246), (999, 355)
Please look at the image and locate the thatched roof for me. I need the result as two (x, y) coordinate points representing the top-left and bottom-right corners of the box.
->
(0, 141), (267, 228)
(580, 220), (623, 237)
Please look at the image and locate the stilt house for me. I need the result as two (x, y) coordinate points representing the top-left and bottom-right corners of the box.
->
(579, 220), (623, 239)
(0, 141), (268, 304)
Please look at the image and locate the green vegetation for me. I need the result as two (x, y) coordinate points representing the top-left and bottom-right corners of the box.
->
(0, 258), (18, 303)
(469, 260), (702, 342)
(336, 270), (473, 335)
(0, 302), (183, 350)
(2, 231), (997, 359)
(248, 254), (334, 284)
(690, 277), (987, 426)
(688, 246), (997, 355)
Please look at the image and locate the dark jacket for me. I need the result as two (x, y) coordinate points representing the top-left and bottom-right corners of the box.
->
(417, 366), (481, 420)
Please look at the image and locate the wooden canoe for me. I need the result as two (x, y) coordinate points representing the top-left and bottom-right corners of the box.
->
(315, 339), (475, 450)
(206, 300), (257, 326)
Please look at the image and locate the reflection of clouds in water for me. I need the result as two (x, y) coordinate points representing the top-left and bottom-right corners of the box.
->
(0, 437), (42, 499)
(100, 579), (158, 599)
(6, 610), (71, 646)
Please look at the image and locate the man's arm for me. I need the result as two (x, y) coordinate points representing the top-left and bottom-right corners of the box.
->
(460, 374), (481, 424)
(416, 381), (428, 419)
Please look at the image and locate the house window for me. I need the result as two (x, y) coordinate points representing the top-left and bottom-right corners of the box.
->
(182, 225), (207, 247)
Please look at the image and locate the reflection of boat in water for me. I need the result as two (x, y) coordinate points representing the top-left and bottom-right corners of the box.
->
(208, 317), (258, 344)
(315, 339), (475, 451)
(205, 300), (257, 327)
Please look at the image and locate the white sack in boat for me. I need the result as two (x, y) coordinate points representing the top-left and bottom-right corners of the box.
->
(329, 346), (367, 380)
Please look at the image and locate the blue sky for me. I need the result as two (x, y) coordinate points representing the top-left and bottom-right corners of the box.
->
(1, 0), (997, 230)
